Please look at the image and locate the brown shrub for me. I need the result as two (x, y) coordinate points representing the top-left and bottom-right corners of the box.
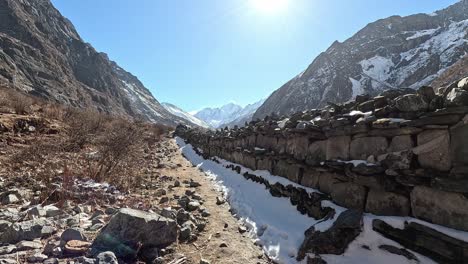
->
(0, 87), (33, 114)
(86, 119), (145, 185)
(62, 108), (109, 151)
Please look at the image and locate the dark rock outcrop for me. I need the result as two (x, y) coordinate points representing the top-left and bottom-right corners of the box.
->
(373, 219), (468, 263)
(297, 210), (363, 261)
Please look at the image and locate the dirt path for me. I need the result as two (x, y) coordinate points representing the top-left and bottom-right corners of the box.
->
(152, 138), (270, 264)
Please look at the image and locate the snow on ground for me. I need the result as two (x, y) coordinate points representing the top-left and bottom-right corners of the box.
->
(175, 137), (468, 264)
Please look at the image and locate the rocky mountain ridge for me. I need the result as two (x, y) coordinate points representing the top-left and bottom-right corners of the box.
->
(0, 0), (182, 126)
(254, 0), (468, 119)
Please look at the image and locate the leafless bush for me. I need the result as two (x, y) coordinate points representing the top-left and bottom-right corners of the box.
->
(88, 119), (145, 184)
(62, 108), (109, 151)
(0, 87), (33, 114)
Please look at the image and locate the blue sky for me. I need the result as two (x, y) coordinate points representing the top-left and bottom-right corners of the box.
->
(51, 0), (459, 112)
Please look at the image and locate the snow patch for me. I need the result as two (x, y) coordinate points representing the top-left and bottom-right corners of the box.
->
(359, 56), (394, 81)
(349, 78), (365, 99)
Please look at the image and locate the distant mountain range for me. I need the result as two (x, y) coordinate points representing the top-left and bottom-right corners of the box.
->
(162, 103), (209, 128)
(194, 99), (265, 128)
(254, 0), (468, 120)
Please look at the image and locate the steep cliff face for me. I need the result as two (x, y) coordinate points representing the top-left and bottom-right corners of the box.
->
(254, 0), (468, 119)
(0, 0), (182, 125)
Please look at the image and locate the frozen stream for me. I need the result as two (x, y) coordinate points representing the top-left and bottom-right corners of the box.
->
(176, 137), (465, 264)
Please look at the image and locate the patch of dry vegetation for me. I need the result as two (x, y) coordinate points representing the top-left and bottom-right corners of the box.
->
(0, 87), (171, 202)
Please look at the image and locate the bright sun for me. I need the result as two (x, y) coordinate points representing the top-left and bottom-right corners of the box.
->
(250, 0), (289, 15)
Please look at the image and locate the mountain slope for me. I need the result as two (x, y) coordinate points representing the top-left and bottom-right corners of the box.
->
(0, 0), (182, 126)
(254, 0), (468, 119)
(162, 103), (209, 128)
(431, 53), (468, 88)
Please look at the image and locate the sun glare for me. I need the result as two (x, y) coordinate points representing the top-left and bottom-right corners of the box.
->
(250, 0), (289, 15)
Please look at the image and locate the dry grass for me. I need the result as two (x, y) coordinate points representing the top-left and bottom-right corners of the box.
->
(4, 87), (172, 194)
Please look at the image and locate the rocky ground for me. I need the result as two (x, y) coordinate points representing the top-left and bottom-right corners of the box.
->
(0, 103), (269, 264)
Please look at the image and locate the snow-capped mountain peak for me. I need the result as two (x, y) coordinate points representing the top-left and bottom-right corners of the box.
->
(194, 99), (265, 128)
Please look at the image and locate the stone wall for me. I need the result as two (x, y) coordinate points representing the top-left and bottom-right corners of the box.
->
(177, 78), (468, 232)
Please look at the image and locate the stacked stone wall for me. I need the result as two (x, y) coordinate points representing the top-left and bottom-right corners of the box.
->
(177, 79), (468, 232)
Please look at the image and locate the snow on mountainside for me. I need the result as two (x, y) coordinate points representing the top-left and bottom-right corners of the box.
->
(162, 103), (210, 128)
(195, 100), (264, 128)
(254, 0), (468, 120)
(222, 99), (266, 128)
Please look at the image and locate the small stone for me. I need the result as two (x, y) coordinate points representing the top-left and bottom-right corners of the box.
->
(27, 253), (48, 263)
(43, 205), (62, 217)
(216, 196), (225, 205)
(15, 240), (42, 251)
(27, 206), (46, 219)
(155, 189), (167, 197)
(160, 196), (169, 204)
(0, 245), (16, 255)
(76, 256), (96, 264)
(0, 259), (16, 264)
(189, 181), (201, 188)
(174, 180), (181, 187)
(43, 258), (59, 264)
(238, 226), (247, 234)
(200, 208), (210, 217)
(187, 201), (200, 211)
(2, 194), (20, 205)
(61, 228), (87, 242)
(200, 259), (210, 264)
(219, 242), (228, 248)
(96, 251), (118, 264)
(65, 240), (92, 254)
(176, 209), (190, 224)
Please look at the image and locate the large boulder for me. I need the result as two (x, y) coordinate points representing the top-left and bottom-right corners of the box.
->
(415, 130), (451, 171)
(297, 210), (363, 260)
(411, 186), (468, 231)
(395, 94), (428, 112)
(365, 190), (410, 216)
(350, 137), (388, 160)
(91, 208), (178, 260)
